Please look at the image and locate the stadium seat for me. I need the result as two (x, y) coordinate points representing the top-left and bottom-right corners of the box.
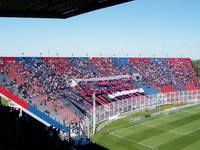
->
(0, 56), (199, 126)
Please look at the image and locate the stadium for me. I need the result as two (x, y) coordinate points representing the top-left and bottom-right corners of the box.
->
(0, 1), (200, 150)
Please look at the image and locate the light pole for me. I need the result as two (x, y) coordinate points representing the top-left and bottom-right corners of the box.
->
(48, 50), (50, 57)
(86, 115), (90, 138)
(56, 53), (59, 57)
(92, 90), (96, 135)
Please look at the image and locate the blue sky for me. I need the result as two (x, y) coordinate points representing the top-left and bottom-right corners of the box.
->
(0, 0), (199, 59)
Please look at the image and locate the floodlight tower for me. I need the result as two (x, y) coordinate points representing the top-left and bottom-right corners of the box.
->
(92, 90), (96, 135)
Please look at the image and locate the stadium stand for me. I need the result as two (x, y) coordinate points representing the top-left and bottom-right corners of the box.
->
(0, 57), (199, 136)
(0, 104), (107, 150)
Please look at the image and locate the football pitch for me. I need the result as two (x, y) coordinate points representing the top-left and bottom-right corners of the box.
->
(92, 104), (200, 150)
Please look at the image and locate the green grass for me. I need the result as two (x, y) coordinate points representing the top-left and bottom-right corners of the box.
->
(92, 104), (200, 150)
(0, 97), (9, 106)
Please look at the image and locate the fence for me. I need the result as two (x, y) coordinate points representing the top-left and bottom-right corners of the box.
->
(93, 89), (200, 124)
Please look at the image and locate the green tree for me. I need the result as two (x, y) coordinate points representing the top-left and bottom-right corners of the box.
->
(192, 60), (200, 78)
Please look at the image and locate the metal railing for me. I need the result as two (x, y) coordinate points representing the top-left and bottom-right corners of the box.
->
(93, 89), (200, 124)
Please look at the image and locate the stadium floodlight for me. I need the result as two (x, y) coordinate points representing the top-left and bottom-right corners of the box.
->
(92, 90), (96, 135)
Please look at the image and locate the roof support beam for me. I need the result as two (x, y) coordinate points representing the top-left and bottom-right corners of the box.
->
(0, 0), (134, 19)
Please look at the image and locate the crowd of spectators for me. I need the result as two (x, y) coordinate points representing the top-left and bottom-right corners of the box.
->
(130, 58), (199, 91)
(0, 57), (199, 128)
(0, 58), (80, 124)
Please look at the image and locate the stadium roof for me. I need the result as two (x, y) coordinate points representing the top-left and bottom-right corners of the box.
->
(0, 0), (134, 19)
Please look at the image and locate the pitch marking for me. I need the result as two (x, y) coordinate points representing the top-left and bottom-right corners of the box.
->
(109, 131), (159, 150)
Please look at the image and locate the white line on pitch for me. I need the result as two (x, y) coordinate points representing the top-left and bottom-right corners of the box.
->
(183, 127), (200, 135)
(111, 105), (200, 136)
(142, 124), (185, 136)
(109, 131), (159, 150)
(111, 124), (140, 134)
(160, 112), (195, 122)
(148, 109), (196, 124)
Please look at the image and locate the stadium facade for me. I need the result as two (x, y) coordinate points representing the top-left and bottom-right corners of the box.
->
(0, 57), (199, 139)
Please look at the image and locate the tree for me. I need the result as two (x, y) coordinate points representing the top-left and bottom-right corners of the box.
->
(192, 60), (200, 78)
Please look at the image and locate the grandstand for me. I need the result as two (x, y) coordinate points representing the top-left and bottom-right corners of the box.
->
(0, 57), (199, 139)
(1, 0), (199, 149)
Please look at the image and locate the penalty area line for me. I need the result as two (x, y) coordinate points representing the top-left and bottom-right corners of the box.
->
(111, 124), (141, 134)
(160, 112), (195, 122)
(111, 104), (199, 134)
(109, 131), (159, 150)
(142, 123), (185, 136)
(183, 127), (200, 135)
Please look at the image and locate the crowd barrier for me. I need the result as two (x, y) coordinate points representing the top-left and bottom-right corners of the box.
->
(93, 89), (200, 124)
